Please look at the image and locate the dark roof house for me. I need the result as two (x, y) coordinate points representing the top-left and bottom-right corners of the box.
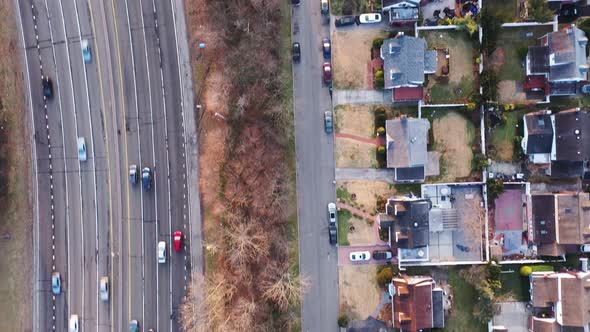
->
(529, 270), (590, 331)
(380, 33), (437, 102)
(381, 0), (419, 24)
(379, 197), (431, 249)
(531, 192), (590, 256)
(386, 117), (438, 182)
(525, 24), (589, 98)
(391, 275), (445, 331)
(522, 111), (554, 164)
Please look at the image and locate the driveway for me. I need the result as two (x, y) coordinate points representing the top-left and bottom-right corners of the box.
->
(338, 245), (393, 266)
(333, 89), (388, 106)
(336, 167), (395, 183)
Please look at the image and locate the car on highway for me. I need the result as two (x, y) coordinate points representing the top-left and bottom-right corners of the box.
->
(329, 224), (337, 245)
(359, 13), (381, 24)
(142, 167), (152, 190)
(322, 62), (332, 85)
(129, 164), (138, 185)
(372, 250), (393, 260)
(51, 272), (61, 295)
(327, 202), (336, 223)
(292, 42), (301, 63)
(77, 137), (87, 162)
(349, 251), (370, 261)
(69, 315), (79, 332)
(99, 276), (109, 301)
(130, 320), (139, 332)
(42, 77), (53, 99)
(322, 38), (331, 59)
(321, 0), (329, 15)
(324, 111), (333, 133)
(174, 230), (183, 252)
(292, 0), (301, 6)
(158, 241), (166, 263)
(335, 15), (357, 27)
(81, 39), (91, 63)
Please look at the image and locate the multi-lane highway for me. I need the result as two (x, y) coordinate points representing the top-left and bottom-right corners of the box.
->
(15, 0), (198, 331)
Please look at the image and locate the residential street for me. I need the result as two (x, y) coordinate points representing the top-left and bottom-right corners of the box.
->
(292, 6), (339, 332)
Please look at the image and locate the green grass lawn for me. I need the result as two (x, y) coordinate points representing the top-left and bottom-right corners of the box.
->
(486, 0), (518, 23)
(499, 269), (530, 302)
(443, 269), (487, 332)
(338, 209), (352, 246)
(496, 25), (554, 81)
(429, 76), (475, 103)
(490, 111), (523, 161)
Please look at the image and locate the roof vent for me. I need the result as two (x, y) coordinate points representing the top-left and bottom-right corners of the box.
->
(575, 129), (581, 135)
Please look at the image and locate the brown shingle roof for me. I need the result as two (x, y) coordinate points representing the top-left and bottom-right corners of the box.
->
(530, 317), (560, 332)
(560, 273), (590, 327)
(531, 274), (559, 308)
(392, 275), (434, 331)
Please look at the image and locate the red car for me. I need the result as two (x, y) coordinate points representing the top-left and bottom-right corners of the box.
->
(323, 62), (332, 85)
(173, 231), (183, 252)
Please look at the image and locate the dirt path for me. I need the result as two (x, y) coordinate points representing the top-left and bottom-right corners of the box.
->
(335, 133), (384, 146)
(433, 112), (474, 181)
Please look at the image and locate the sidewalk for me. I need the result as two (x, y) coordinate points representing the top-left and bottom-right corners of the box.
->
(333, 89), (388, 106)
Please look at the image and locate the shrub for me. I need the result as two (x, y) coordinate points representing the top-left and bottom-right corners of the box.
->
(487, 178), (504, 201)
(376, 267), (393, 288)
(528, 0), (554, 22)
(519, 265), (533, 276)
(480, 69), (500, 102)
(338, 314), (349, 327)
(374, 69), (385, 89)
(377, 145), (386, 155)
(516, 46), (529, 62)
(472, 153), (489, 172)
(372, 37), (384, 50)
(376, 126), (385, 136)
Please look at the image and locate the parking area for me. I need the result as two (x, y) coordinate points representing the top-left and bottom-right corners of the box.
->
(492, 302), (529, 332)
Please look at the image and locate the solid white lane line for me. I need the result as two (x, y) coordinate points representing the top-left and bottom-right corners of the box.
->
(70, 0), (101, 329)
(121, 0), (146, 325)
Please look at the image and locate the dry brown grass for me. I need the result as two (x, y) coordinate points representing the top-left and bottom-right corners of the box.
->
(335, 139), (378, 168)
(339, 265), (381, 320)
(334, 104), (375, 137)
(433, 112), (474, 181)
(0, 1), (32, 330)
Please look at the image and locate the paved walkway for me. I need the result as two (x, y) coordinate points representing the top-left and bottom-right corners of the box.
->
(335, 132), (384, 146)
(333, 89), (388, 106)
(336, 167), (395, 183)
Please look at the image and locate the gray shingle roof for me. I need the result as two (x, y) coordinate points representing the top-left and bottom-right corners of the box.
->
(546, 26), (588, 82)
(424, 50), (438, 73)
(523, 112), (553, 154)
(386, 118), (430, 168)
(381, 35), (435, 89)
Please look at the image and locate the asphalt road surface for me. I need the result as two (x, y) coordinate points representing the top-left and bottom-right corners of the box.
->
(292, 3), (340, 332)
(16, 0), (198, 331)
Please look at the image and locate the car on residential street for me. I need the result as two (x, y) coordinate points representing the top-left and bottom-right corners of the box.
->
(327, 202), (336, 223)
(322, 62), (332, 85)
(174, 230), (183, 252)
(158, 241), (166, 263)
(324, 111), (333, 133)
(349, 251), (371, 261)
(359, 13), (381, 24)
(81, 39), (92, 63)
(335, 15), (357, 27)
(77, 137), (87, 162)
(581, 244), (590, 253)
(322, 38), (331, 59)
(51, 272), (61, 295)
(321, 0), (329, 15)
(142, 167), (152, 190)
(129, 164), (137, 184)
(372, 250), (393, 260)
(329, 224), (337, 245)
(42, 77), (54, 99)
(99, 276), (109, 301)
(292, 42), (301, 62)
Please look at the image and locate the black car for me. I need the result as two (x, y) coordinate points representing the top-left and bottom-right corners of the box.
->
(292, 0), (301, 5)
(372, 250), (393, 260)
(560, 4), (578, 18)
(322, 38), (331, 59)
(292, 42), (301, 62)
(42, 77), (53, 99)
(329, 224), (337, 245)
(335, 16), (357, 27)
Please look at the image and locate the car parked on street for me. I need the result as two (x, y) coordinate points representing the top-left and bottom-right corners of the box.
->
(129, 164), (137, 184)
(321, 0), (329, 15)
(292, 0), (301, 6)
(329, 224), (337, 245)
(335, 15), (357, 27)
(174, 230), (183, 252)
(359, 13), (381, 24)
(78, 137), (87, 161)
(292, 42), (301, 62)
(42, 77), (54, 99)
(322, 62), (332, 84)
(372, 250), (393, 260)
(581, 244), (590, 253)
(328, 202), (336, 223)
(158, 241), (166, 263)
(322, 38), (331, 59)
(99, 276), (109, 301)
(51, 272), (61, 295)
(142, 167), (152, 190)
(81, 39), (92, 63)
(324, 111), (333, 133)
(349, 251), (370, 261)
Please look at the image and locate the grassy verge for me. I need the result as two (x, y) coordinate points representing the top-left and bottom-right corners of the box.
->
(444, 269), (487, 332)
(392, 183), (421, 195)
(338, 209), (352, 246)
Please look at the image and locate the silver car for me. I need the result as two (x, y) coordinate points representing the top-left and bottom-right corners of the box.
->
(99, 276), (109, 301)
(158, 241), (166, 264)
(327, 202), (337, 224)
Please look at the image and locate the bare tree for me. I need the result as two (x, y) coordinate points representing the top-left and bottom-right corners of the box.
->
(261, 262), (310, 312)
(223, 220), (271, 268)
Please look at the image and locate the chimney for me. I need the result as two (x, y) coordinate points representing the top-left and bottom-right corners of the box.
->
(581, 258), (588, 272)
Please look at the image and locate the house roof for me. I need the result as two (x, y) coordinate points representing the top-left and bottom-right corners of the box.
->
(531, 273), (559, 308)
(385, 118), (429, 169)
(393, 86), (423, 102)
(545, 26), (588, 82)
(532, 194), (556, 245)
(381, 35), (435, 89)
(392, 275), (437, 331)
(395, 166), (425, 181)
(388, 198), (430, 248)
(528, 46), (549, 74)
(524, 112), (553, 154)
(424, 50), (438, 73)
(382, 0), (419, 10)
(554, 108), (590, 161)
(530, 317), (560, 332)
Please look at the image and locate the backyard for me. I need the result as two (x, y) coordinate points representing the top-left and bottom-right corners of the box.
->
(489, 111), (524, 162)
(485, 0), (518, 23)
(445, 269), (487, 332)
(421, 30), (477, 104)
(332, 28), (388, 89)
